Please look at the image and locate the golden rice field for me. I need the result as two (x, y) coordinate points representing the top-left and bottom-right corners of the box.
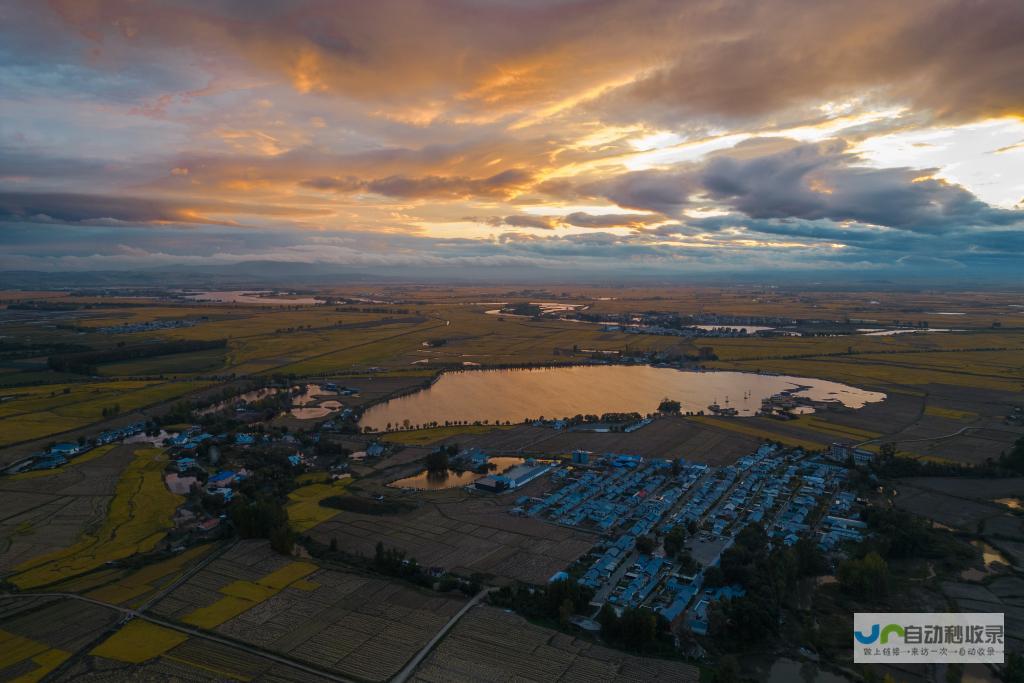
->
(286, 478), (353, 532)
(90, 620), (188, 664)
(0, 628), (71, 683)
(10, 447), (183, 589)
(181, 561), (318, 629)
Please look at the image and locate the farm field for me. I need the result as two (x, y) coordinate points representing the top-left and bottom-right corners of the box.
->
(3, 287), (1023, 472)
(308, 487), (594, 584)
(381, 423), (516, 446)
(150, 540), (467, 682)
(8, 446), (182, 589)
(286, 477), (354, 532)
(412, 604), (700, 682)
(445, 418), (762, 466)
(0, 444), (135, 572)
(0, 595), (340, 682)
(0, 596), (120, 681)
(0, 379), (214, 448)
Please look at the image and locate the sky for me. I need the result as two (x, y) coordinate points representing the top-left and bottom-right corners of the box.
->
(1, 0), (1023, 280)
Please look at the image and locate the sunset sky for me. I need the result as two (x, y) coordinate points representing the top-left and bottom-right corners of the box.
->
(1, 0), (1023, 278)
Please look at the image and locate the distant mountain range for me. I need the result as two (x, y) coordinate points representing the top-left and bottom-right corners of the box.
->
(0, 260), (1013, 290)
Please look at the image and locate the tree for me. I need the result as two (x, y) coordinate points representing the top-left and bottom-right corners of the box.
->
(558, 597), (574, 628)
(838, 551), (889, 598)
(269, 524), (295, 555)
(794, 537), (828, 577)
(658, 398), (681, 414)
(636, 535), (656, 555)
(663, 526), (687, 558)
(712, 655), (740, 683)
(425, 449), (449, 472)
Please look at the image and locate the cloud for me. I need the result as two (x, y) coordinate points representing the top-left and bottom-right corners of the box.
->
(2, 1), (1022, 280)
(502, 214), (559, 230)
(698, 138), (1023, 233)
(0, 192), (326, 226)
(367, 169), (532, 199)
(601, 0), (1024, 126)
(562, 212), (662, 229)
(540, 169), (696, 216)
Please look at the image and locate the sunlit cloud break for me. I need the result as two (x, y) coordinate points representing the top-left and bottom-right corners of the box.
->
(0, 0), (1022, 278)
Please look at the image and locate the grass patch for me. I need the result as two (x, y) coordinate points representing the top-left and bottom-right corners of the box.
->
(792, 415), (880, 441)
(924, 405), (977, 420)
(381, 423), (514, 446)
(320, 495), (416, 516)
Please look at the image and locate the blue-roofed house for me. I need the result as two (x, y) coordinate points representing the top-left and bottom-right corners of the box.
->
(49, 442), (80, 457)
(208, 470), (236, 486)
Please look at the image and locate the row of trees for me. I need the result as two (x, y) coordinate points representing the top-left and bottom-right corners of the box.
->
(48, 338), (226, 374)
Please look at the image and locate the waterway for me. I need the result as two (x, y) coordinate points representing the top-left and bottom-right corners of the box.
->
(359, 365), (885, 431)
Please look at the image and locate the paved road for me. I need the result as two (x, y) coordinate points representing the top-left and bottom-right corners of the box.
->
(1, 592), (356, 683)
(391, 588), (495, 683)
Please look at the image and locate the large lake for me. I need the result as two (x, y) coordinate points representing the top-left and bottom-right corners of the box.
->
(359, 365), (884, 431)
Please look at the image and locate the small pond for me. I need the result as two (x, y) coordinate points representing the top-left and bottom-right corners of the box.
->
(388, 456), (525, 491)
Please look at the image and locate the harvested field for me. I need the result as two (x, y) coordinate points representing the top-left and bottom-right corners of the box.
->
(310, 490), (594, 583)
(411, 605), (700, 682)
(686, 415), (826, 451)
(0, 444), (135, 572)
(68, 630), (340, 682)
(84, 544), (214, 607)
(0, 595), (120, 681)
(446, 417), (760, 466)
(150, 540), (467, 681)
(941, 580), (1024, 651)
(8, 446), (182, 589)
(894, 482), (1008, 531)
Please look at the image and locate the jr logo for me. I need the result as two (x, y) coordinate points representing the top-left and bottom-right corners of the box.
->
(854, 623), (905, 645)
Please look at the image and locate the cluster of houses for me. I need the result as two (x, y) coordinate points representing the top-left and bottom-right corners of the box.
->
(97, 318), (202, 334)
(523, 443), (868, 637)
(2, 422), (149, 475)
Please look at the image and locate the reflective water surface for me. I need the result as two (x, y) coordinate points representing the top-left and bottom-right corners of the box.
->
(359, 365), (885, 431)
(388, 456), (526, 490)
